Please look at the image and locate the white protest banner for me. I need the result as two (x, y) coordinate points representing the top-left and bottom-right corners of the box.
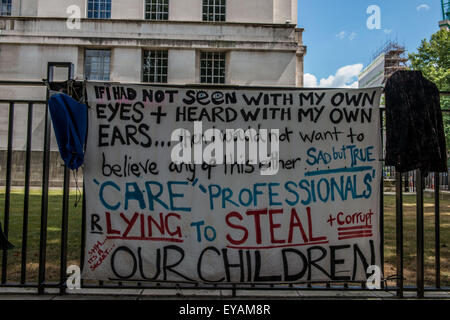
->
(83, 84), (383, 283)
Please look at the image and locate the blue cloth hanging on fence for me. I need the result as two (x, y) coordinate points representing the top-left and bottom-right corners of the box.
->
(48, 93), (88, 170)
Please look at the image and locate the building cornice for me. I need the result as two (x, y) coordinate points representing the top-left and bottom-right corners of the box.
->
(0, 16), (299, 29)
(0, 35), (301, 52)
(0, 16), (304, 53)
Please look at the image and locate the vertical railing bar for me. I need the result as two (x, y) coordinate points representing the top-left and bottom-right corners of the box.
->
(379, 108), (385, 288)
(379, 174), (385, 288)
(20, 102), (33, 285)
(434, 173), (440, 289)
(59, 167), (70, 294)
(56, 62), (74, 295)
(404, 172), (409, 192)
(80, 183), (86, 288)
(37, 112), (50, 293)
(414, 171), (417, 192)
(1, 102), (15, 284)
(416, 169), (424, 298)
(395, 171), (404, 297)
(38, 66), (54, 294)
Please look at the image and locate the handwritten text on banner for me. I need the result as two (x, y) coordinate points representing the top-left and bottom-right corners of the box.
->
(83, 85), (383, 283)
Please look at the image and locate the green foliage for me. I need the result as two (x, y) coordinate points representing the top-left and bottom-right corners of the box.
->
(409, 29), (450, 150)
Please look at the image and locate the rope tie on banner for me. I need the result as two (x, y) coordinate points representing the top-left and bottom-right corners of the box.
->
(67, 79), (85, 103)
(81, 79), (88, 106)
(43, 79), (51, 91)
(382, 275), (404, 291)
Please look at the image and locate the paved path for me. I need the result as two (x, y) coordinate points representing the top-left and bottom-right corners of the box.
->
(0, 287), (449, 300)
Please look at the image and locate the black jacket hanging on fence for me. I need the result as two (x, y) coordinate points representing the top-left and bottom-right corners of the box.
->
(384, 70), (447, 173)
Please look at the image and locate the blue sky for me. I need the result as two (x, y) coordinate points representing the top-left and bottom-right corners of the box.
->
(298, 0), (443, 87)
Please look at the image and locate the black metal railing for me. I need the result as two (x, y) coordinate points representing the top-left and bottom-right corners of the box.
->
(0, 72), (449, 297)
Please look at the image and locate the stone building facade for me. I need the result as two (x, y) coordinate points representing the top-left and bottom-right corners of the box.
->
(0, 0), (306, 186)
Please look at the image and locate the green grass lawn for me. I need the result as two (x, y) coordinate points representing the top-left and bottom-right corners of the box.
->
(0, 188), (449, 287)
(383, 192), (450, 287)
(0, 188), (82, 283)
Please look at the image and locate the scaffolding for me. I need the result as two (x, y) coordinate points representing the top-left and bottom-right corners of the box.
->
(371, 41), (408, 84)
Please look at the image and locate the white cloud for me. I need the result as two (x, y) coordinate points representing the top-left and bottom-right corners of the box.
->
(304, 64), (364, 88)
(337, 31), (358, 41)
(417, 4), (430, 11)
(336, 31), (346, 39)
(348, 32), (358, 41)
(304, 73), (318, 87)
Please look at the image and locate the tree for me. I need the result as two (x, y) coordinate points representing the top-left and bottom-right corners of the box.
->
(409, 29), (450, 150)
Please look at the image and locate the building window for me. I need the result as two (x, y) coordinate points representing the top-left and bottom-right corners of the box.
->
(84, 49), (111, 81)
(200, 52), (225, 84)
(202, 0), (226, 22)
(143, 50), (168, 83)
(87, 0), (111, 19)
(0, 0), (12, 16)
(145, 0), (169, 20)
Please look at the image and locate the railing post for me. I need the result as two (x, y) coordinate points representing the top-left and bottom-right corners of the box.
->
(59, 167), (70, 295)
(434, 173), (440, 289)
(38, 62), (74, 295)
(379, 108), (385, 287)
(58, 63), (74, 295)
(80, 184), (86, 288)
(20, 102), (33, 285)
(416, 169), (425, 298)
(1, 102), (15, 284)
(395, 171), (403, 298)
(38, 85), (51, 295)
(404, 172), (409, 192)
